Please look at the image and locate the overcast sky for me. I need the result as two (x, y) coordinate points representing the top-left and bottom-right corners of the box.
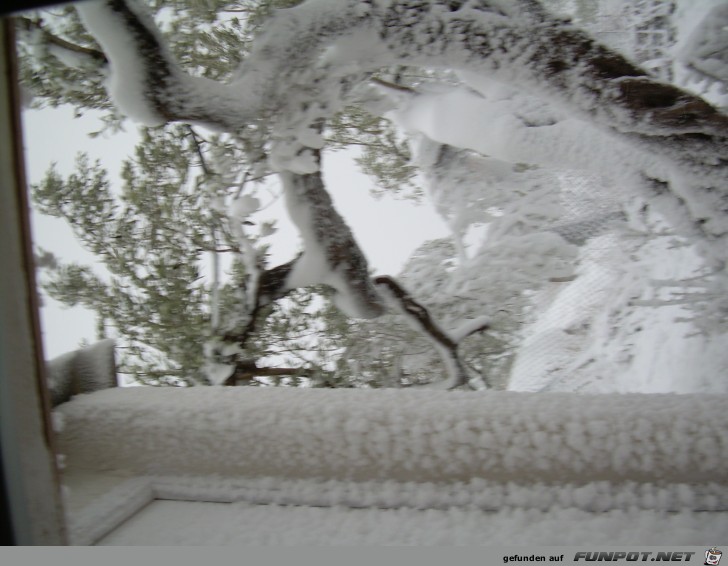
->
(22, 105), (450, 359)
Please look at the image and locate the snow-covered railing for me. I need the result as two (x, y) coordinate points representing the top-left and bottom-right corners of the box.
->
(56, 387), (727, 486)
(55, 387), (728, 544)
(46, 339), (117, 407)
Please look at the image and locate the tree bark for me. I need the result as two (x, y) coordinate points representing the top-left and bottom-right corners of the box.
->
(281, 169), (385, 319)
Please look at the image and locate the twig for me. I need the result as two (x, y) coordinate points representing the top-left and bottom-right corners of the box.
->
(187, 126), (211, 176)
(374, 276), (474, 389)
(370, 76), (416, 94)
(16, 16), (108, 66)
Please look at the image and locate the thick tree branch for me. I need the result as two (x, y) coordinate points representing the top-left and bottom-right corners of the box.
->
(217, 161), (387, 384)
(76, 0), (244, 127)
(257, 257), (299, 306)
(281, 168), (385, 319)
(217, 256), (298, 386)
(77, 0), (727, 157)
(76, 1), (727, 249)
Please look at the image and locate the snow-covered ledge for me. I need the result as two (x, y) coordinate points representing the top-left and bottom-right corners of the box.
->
(46, 339), (117, 407)
(55, 388), (728, 544)
(56, 387), (726, 484)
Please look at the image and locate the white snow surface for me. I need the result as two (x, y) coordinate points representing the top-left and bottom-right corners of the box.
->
(57, 387), (727, 485)
(674, 1), (728, 92)
(393, 83), (659, 183)
(510, 228), (728, 395)
(449, 316), (491, 344)
(229, 195), (260, 221)
(96, 499), (727, 546)
(56, 387), (727, 545)
(390, 70), (727, 394)
(201, 360), (235, 386)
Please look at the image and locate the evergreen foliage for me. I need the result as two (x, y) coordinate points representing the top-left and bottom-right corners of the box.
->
(20, 0), (728, 391)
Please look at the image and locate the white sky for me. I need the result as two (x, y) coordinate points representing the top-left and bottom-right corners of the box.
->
(22, 105), (450, 359)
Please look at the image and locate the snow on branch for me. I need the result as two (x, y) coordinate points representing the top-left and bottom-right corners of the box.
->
(282, 167), (385, 320)
(75, 0), (243, 127)
(210, 257), (301, 386)
(377, 4), (727, 174)
(374, 276), (473, 389)
(76, 1), (728, 242)
(450, 316), (491, 343)
(218, 257), (298, 344)
(75, 0), (728, 196)
(676, 4), (728, 92)
(77, 0), (727, 157)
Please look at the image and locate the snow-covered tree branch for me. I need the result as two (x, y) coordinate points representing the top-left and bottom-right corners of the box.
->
(374, 275), (482, 388)
(23, 0), (728, 392)
(78, 0), (728, 148)
(74, 0), (727, 262)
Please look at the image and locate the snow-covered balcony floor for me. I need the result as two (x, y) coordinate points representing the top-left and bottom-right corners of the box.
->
(55, 388), (728, 545)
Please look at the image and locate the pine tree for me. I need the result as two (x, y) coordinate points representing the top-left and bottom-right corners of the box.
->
(18, 0), (728, 391)
(20, 0), (427, 386)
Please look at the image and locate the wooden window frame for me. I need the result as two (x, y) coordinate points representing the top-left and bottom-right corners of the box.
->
(0, 17), (67, 545)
